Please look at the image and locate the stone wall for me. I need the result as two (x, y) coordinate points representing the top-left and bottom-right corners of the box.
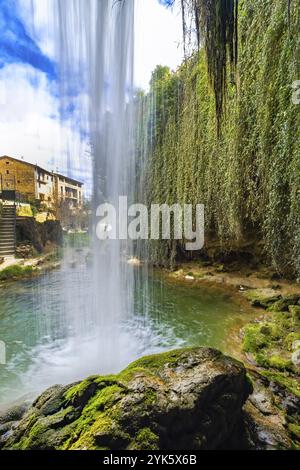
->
(16, 218), (63, 253)
(0, 157), (36, 201)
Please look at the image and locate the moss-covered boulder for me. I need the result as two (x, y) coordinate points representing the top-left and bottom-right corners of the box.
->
(242, 308), (300, 448)
(267, 295), (300, 313)
(243, 310), (300, 393)
(0, 348), (252, 450)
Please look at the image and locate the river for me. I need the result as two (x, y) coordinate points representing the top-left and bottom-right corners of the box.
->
(0, 252), (253, 407)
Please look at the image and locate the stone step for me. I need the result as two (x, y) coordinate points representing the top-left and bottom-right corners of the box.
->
(0, 250), (15, 256)
(0, 244), (15, 249)
(0, 207), (16, 255)
(0, 243), (15, 249)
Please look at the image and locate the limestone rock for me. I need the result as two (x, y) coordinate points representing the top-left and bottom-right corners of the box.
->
(1, 348), (252, 451)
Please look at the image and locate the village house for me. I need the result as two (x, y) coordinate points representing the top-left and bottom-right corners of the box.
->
(0, 155), (83, 208)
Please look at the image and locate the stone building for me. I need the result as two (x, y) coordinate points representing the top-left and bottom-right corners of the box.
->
(0, 155), (83, 207)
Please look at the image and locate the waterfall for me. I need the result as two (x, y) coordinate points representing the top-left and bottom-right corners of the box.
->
(3, 0), (170, 401)
(14, 0), (147, 393)
(53, 0), (137, 369)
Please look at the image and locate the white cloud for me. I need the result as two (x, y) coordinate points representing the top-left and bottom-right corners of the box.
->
(18, 0), (56, 60)
(0, 0), (183, 196)
(135, 0), (183, 89)
(0, 63), (91, 189)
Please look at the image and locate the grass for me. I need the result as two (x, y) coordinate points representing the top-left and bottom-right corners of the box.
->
(64, 232), (90, 249)
(0, 264), (34, 281)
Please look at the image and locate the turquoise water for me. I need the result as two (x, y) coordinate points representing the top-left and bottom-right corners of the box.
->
(0, 263), (251, 406)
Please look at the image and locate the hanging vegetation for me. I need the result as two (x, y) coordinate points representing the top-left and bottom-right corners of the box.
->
(191, 0), (238, 132)
(137, 0), (300, 277)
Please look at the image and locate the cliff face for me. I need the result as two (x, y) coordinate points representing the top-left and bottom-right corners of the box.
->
(137, 0), (300, 277)
(0, 347), (295, 451)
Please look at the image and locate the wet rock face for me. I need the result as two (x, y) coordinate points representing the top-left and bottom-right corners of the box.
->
(0, 348), (253, 450)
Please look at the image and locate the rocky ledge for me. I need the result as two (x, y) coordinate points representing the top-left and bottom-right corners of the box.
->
(0, 348), (295, 451)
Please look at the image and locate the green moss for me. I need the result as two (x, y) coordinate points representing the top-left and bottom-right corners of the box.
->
(243, 324), (269, 353)
(65, 376), (99, 405)
(284, 332), (300, 351)
(268, 355), (293, 371)
(0, 265), (34, 281)
(260, 370), (300, 398)
(68, 415), (114, 450)
(133, 427), (159, 450)
(143, 389), (157, 406)
(288, 423), (300, 441)
(83, 385), (124, 414)
(289, 305), (300, 322)
(243, 307), (300, 376)
(268, 299), (296, 312)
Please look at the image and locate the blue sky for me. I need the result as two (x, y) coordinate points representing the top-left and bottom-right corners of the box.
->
(0, 0), (56, 79)
(0, 0), (182, 193)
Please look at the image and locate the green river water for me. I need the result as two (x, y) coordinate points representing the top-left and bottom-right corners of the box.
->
(0, 260), (253, 407)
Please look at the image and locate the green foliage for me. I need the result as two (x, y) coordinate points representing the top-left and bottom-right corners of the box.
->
(0, 264), (33, 281)
(191, 0), (239, 131)
(137, 0), (300, 277)
(64, 232), (90, 249)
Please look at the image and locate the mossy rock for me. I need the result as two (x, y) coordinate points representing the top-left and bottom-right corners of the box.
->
(284, 333), (300, 351)
(243, 310), (300, 376)
(288, 305), (300, 322)
(244, 290), (282, 309)
(288, 423), (300, 441)
(268, 296), (300, 313)
(1, 348), (252, 451)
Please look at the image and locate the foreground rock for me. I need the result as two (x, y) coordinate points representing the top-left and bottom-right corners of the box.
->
(1, 348), (254, 450)
(16, 219), (63, 254)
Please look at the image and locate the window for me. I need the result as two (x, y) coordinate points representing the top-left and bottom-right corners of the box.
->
(6, 161), (9, 165)
(6, 170), (9, 174)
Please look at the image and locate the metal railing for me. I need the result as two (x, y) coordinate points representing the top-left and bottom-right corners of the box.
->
(0, 174), (16, 203)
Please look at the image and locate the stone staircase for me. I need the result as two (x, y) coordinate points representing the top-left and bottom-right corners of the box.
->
(0, 204), (16, 257)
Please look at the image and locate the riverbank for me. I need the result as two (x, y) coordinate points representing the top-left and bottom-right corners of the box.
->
(162, 260), (300, 296)
(0, 251), (61, 284)
(159, 260), (300, 447)
(0, 256), (298, 448)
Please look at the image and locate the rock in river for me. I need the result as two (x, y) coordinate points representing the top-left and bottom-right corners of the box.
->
(0, 348), (254, 450)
